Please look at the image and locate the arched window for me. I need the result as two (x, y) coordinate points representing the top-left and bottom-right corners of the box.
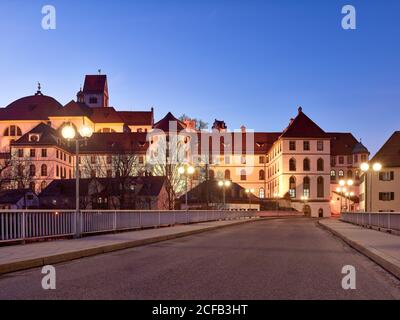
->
(208, 170), (215, 180)
(3, 125), (22, 137)
(29, 182), (35, 192)
(289, 158), (296, 171)
(29, 165), (36, 177)
(224, 169), (231, 180)
(338, 170), (344, 178)
(259, 188), (265, 199)
(259, 170), (265, 180)
(303, 158), (310, 171)
(347, 170), (353, 179)
(303, 177), (310, 197)
(240, 169), (247, 181)
(289, 176), (296, 198)
(330, 170), (336, 181)
(41, 181), (47, 191)
(41, 164), (47, 177)
(317, 177), (324, 198)
(317, 158), (324, 171)
(318, 208), (324, 218)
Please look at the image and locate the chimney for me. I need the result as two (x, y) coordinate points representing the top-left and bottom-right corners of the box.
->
(241, 125), (246, 133)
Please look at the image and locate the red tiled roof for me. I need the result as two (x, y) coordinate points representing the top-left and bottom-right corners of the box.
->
(90, 107), (124, 123)
(371, 131), (400, 167)
(0, 95), (62, 120)
(326, 132), (359, 156)
(118, 111), (154, 126)
(51, 100), (92, 118)
(153, 112), (186, 132)
(280, 107), (327, 138)
(83, 75), (107, 94)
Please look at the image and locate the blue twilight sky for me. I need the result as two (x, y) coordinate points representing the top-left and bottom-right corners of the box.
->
(0, 0), (399, 155)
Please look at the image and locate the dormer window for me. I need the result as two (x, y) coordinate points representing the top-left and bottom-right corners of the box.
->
(89, 97), (98, 104)
(29, 134), (40, 142)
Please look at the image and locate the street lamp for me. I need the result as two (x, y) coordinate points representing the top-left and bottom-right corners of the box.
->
(245, 188), (255, 210)
(61, 123), (93, 238)
(218, 180), (231, 209)
(178, 164), (195, 209)
(360, 162), (382, 212)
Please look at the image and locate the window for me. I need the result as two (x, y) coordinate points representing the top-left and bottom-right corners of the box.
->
(330, 170), (336, 181)
(354, 155), (358, 163)
(240, 169), (247, 181)
(17, 164), (23, 176)
(41, 164), (47, 176)
(289, 141), (296, 151)
(106, 155), (112, 164)
(97, 128), (116, 133)
(56, 165), (59, 177)
(259, 188), (265, 199)
(317, 158), (324, 171)
(303, 141), (310, 151)
(355, 170), (360, 180)
(347, 155), (353, 165)
(331, 157), (336, 166)
(4, 125), (22, 137)
(303, 177), (310, 198)
(289, 158), (296, 171)
(338, 170), (344, 177)
(41, 181), (47, 191)
(361, 154), (367, 162)
(339, 156), (344, 165)
(303, 158), (310, 171)
(30, 149), (36, 157)
(259, 156), (265, 164)
(317, 141), (324, 151)
(379, 192), (395, 201)
(29, 182), (35, 192)
(289, 176), (296, 198)
(224, 170), (231, 180)
(259, 170), (265, 181)
(89, 97), (98, 104)
(379, 171), (394, 181)
(18, 149), (23, 158)
(56, 150), (59, 159)
(29, 165), (36, 177)
(91, 156), (96, 164)
(347, 170), (353, 179)
(139, 156), (144, 164)
(41, 149), (47, 157)
(225, 156), (231, 164)
(209, 170), (215, 180)
(91, 170), (96, 178)
(317, 177), (324, 198)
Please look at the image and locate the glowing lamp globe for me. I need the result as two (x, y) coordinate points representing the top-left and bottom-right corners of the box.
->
(178, 167), (185, 175)
(373, 163), (382, 172)
(62, 125), (76, 140)
(218, 181), (224, 187)
(79, 125), (93, 138)
(347, 179), (354, 186)
(360, 163), (370, 172)
(339, 180), (345, 187)
(224, 180), (231, 187)
(187, 166), (195, 175)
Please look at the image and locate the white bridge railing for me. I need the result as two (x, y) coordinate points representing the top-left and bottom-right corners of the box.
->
(0, 210), (257, 243)
(341, 212), (400, 232)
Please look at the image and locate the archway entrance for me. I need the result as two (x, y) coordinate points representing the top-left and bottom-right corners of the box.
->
(303, 205), (311, 217)
(318, 208), (324, 218)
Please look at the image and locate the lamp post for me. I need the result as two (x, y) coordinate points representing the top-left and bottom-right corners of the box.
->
(360, 162), (382, 212)
(245, 188), (255, 210)
(218, 180), (231, 209)
(178, 164), (195, 209)
(61, 123), (93, 238)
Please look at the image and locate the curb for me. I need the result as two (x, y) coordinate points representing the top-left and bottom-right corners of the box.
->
(0, 218), (264, 275)
(318, 221), (400, 280)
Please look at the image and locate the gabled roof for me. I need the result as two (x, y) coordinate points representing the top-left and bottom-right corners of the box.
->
(11, 123), (68, 147)
(118, 110), (154, 126)
(90, 107), (123, 123)
(0, 189), (35, 204)
(51, 100), (93, 118)
(153, 112), (186, 132)
(326, 132), (369, 156)
(83, 75), (107, 94)
(280, 107), (327, 138)
(0, 94), (62, 120)
(371, 131), (400, 167)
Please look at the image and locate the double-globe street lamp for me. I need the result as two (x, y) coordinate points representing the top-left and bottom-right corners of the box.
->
(178, 164), (195, 209)
(218, 180), (231, 209)
(360, 162), (382, 212)
(61, 123), (93, 238)
(336, 179), (354, 213)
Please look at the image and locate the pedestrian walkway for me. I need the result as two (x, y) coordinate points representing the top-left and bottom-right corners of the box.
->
(0, 218), (260, 275)
(319, 219), (400, 279)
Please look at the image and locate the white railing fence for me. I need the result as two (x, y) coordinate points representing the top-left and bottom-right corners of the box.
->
(0, 210), (257, 243)
(341, 212), (400, 232)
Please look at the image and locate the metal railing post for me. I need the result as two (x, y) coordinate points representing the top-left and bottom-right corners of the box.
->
(21, 211), (26, 242)
(113, 211), (117, 231)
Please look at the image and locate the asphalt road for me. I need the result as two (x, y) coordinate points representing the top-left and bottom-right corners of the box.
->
(0, 217), (399, 300)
